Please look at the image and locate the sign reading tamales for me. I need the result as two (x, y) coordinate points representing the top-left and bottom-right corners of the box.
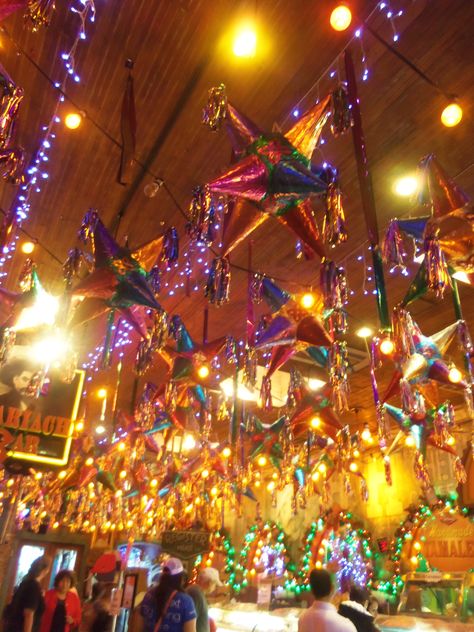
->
(161, 531), (210, 560)
(0, 350), (84, 469)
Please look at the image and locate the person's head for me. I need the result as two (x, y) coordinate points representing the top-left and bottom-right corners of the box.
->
(309, 569), (333, 601)
(349, 585), (370, 608)
(154, 558), (185, 617)
(28, 555), (51, 581)
(197, 567), (223, 595)
(54, 569), (75, 594)
(1, 359), (35, 395)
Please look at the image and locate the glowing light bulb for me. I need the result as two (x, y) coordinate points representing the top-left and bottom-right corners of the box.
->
(300, 292), (316, 309)
(197, 364), (210, 379)
(311, 471), (320, 482)
(233, 24), (257, 57)
(447, 435), (455, 446)
(64, 112), (82, 129)
(95, 424), (106, 435)
(75, 420), (84, 432)
(405, 435), (415, 448)
(58, 470), (67, 479)
(413, 541), (421, 551)
(257, 455), (267, 467)
(410, 555), (418, 566)
(310, 415), (321, 429)
(308, 378), (326, 391)
(394, 175), (419, 197)
(330, 5), (352, 31)
(349, 462), (358, 472)
(119, 470), (127, 479)
(201, 468), (210, 479)
(150, 478), (158, 487)
(441, 102), (462, 128)
(267, 481), (275, 492)
(222, 446), (231, 458)
(21, 241), (35, 254)
(379, 337), (395, 355)
(85, 457), (94, 466)
(448, 366), (462, 384)
(117, 442), (126, 452)
(317, 462), (327, 474)
(361, 425), (372, 442)
(97, 387), (107, 399)
(210, 486), (218, 497)
(356, 326), (373, 338)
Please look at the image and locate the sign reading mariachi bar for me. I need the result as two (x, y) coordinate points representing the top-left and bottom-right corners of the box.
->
(423, 514), (474, 573)
(0, 358), (84, 468)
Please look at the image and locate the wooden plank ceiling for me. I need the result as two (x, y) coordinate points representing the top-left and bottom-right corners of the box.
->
(0, 0), (473, 428)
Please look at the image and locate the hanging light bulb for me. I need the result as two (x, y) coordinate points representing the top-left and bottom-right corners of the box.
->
(197, 364), (210, 379)
(448, 366), (462, 384)
(330, 5), (352, 31)
(379, 337), (395, 355)
(441, 102), (462, 128)
(300, 292), (316, 309)
(393, 175), (419, 197)
(257, 455), (267, 467)
(310, 415), (321, 429)
(21, 241), (36, 254)
(233, 23), (257, 57)
(64, 112), (82, 130)
(405, 434), (415, 447)
(361, 424), (372, 443)
(143, 177), (164, 198)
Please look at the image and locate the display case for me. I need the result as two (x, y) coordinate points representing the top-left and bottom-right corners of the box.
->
(209, 603), (301, 632)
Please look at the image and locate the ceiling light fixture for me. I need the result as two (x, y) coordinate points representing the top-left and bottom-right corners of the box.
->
(233, 24), (257, 57)
(330, 5), (352, 31)
(356, 326), (373, 338)
(441, 102), (462, 128)
(393, 175), (419, 197)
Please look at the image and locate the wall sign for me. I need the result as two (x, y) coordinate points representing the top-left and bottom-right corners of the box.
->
(161, 531), (210, 560)
(0, 348), (84, 469)
(423, 514), (474, 572)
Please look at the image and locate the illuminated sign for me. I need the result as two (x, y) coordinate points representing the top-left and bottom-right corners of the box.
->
(161, 531), (210, 560)
(0, 369), (84, 468)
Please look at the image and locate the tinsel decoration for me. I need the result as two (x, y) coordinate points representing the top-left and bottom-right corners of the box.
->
(320, 259), (348, 334)
(187, 185), (214, 245)
(323, 180), (347, 247)
(382, 220), (407, 271)
(149, 266), (161, 294)
(25, 0), (55, 30)
(161, 226), (179, 265)
(205, 257), (230, 305)
(286, 368), (301, 408)
(433, 404), (451, 447)
(225, 336), (238, 365)
(359, 476), (369, 502)
(457, 320), (474, 417)
(454, 457), (467, 484)
(424, 230), (449, 298)
(413, 451), (429, 483)
(202, 83), (227, 131)
(135, 310), (168, 375)
(330, 84), (352, 137)
(0, 327), (15, 365)
(383, 455), (392, 486)
(391, 306), (416, 361)
(0, 64), (23, 149)
(243, 346), (257, 388)
(78, 208), (99, 243)
(250, 273), (264, 304)
(0, 146), (24, 183)
(329, 341), (349, 412)
(260, 375), (273, 411)
(18, 257), (34, 291)
(63, 247), (84, 289)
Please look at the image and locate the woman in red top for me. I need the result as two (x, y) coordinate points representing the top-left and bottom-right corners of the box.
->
(40, 570), (82, 632)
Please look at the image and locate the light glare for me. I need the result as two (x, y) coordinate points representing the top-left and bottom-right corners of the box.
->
(233, 25), (257, 57)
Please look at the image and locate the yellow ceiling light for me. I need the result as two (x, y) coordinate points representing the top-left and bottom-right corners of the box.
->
(379, 337), (395, 355)
(349, 461), (358, 472)
(441, 102), (462, 128)
(356, 326), (373, 338)
(97, 387), (107, 399)
(448, 366), (462, 384)
(64, 112), (82, 130)
(233, 24), (257, 57)
(222, 446), (231, 458)
(394, 175), (419, 197)
(300, 292), (316, 309)
(361, 425), (372, 443)
(21, 241), (35, 254)
(310, 415), (321, 429)
(330, 5), (352, 31)
(257, 455), (267, 467)
(197, 364), (210, 379)
(308, 378), (326, 391)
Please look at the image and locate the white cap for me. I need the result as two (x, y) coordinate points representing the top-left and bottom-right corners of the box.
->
(199, 567), (223, 586)
(163, 557), (184, 576)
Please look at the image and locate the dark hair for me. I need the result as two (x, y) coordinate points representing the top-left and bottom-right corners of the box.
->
(350, 585), (370, 604)
(27, 555), (51, 579)
(309, 569), (333, 599)
(1, 359), (35, 387)
(91, 582), (106, 601)
(54, 569), (75, 589)
(154, 572), (184, 619)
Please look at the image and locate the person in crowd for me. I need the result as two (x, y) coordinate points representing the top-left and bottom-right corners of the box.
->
(139, 557), (196, 632)
(367, 597), (379, 619)
(79, 583), (112, 632)
(4, 555), (51, 632)
(298, 569), (357, 632)
(338, 586), (380, 632)
(0, 358), (39, 411)
(186, 567), (223, 632)
(39, 569), (82, 632)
